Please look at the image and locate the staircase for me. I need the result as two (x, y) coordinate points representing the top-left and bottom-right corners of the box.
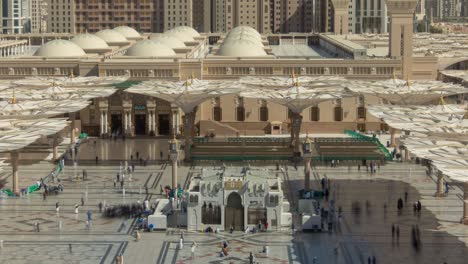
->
(191, 137), (292, 161)
(313, 137), (387, 161)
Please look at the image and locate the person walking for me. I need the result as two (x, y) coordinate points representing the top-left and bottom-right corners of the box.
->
(391, 224), (395, 238)
(74, 204), (79, 214)
(396, 225), (400, 241)
(81, 196), (85, 206)
(69, 244), (73, 254)
(55, 202), (60, 213)
(98, 202), (103, 213)
(417, 200), (422, 213)
(135, 230), (141, 242)
(191, 242), (197, 260)
(249, 252), (255, 264)
(87, 210), (92, 222)
(404, 192), (408, 203)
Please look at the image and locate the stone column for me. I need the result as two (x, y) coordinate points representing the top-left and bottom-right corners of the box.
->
(390, 128), (397, 147)
(11, 152), (19, 194)
(105, 111), (109, 134)
(123, 111), (128, 134)
(172, 158), (178, 189)
(171, 105), (179, 136)
(100, 111), (104, 136)
(462, 182), (468, 225)
(304, 156), (311, 190)
(435, 171), (445, 197)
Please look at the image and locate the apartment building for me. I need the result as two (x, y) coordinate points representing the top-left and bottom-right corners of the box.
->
(164, 0), (193, 30)
(348, 0), (388, 34)
(73, 0), (164, 33)
(1, 0), (29, 33)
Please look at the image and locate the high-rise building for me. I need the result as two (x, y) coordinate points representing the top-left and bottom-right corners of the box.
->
(430, 0), (462, 19)
(46, 0), (75, 33)
(73, 0), (164, 33)
(1, 0), (30, 33)
(164, 0), (193, 30)
(348, 0), (388, 34)
(30, 0), (47, 33)
(222, 0), (271, 33)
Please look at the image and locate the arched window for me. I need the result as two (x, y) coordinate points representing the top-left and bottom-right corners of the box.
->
(334, 107), (343, 121)
(213, 106), (222, 121)
(357, 106), (366, 119)
(310, 106), (320, 121)
(236, 106), (245, 121)
(259, 106), (268, 121)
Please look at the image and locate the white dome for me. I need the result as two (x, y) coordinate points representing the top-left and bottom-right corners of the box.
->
(230, 26), (261, 38)
(226, 30), (262, 43)
(125, 40), (176, 57)
(163, 31), (194, 43)
(70, 34), (110, 51)
(168, 26), (200, 37)
(95, 29), (128, 45)
(34, 39), (86, 57)
(113, 26), (141, 39)
(217, 39), (267, 57)
(149, 34), (186, 48)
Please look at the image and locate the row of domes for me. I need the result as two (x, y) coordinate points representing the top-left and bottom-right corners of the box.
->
(34, 26), (201, 58)
(217, 26), (266, 57)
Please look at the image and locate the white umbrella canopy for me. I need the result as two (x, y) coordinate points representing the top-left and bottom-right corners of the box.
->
(240, 76), (352, 113)
(0, 118), (70, 153)
(401, 136), (468, 182)
(0, 99), (90, 119)
(126, 78), (243, 113)
(346, 79), (468, 105)
(13, 76), (129, 88)
(0, 85), (117, 101)
(368, 104), (468, 135)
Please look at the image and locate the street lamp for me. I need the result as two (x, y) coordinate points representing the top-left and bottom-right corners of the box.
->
(302, 134), (313, 190)
(169, 136), (179, 190)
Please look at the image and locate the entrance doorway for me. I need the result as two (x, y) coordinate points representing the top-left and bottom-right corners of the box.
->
(111, 113), (122, 135)
(158, 114), (170, 135)
(225, 192), (244, 231)
(135, 114), (146, 135)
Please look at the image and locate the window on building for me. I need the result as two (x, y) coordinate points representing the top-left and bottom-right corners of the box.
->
(310, 106), (320, 121)
(259, 106), (268, 121)
(213, 106), (222, 121)
(357, 106), (366, 119)
(236, 106), (245, 121)
(334, 107), (343, 121)
(201, 202), (221, 224)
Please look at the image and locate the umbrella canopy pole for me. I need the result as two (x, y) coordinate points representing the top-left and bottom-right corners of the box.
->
(290, 112), (303, 154)
(463, 182), (468, 225)
(11, 151), (19, 194)
(184, 107), (197, 161)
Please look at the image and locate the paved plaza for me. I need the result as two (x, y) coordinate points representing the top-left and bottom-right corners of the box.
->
(0, 139), (467, 264)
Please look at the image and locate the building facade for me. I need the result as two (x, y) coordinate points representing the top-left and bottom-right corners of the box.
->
(164, 0), (193, 30)
(73, 0), (164, 33)
(46, 0), (75, 33)
(1, 0), (30, 33)
(348, 0), (388, 34)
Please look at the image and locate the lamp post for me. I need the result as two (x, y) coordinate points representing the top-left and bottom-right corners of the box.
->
(302, 135), (312, 190)
(169, 136), (179, 190)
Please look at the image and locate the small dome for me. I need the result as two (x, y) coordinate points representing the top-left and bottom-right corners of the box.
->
(125, 40), (176, 57)
(168, 26), (200, 37)
(70, 34), (110, 51)
(149, 34), (186, 48)
(163, 31), (194, 43)
(95, 29), (128, 45)
(217, 39), (267, 57)
(113, 26), (141, 39)
(230, 26), (261, 38)
(34, 39), (86, 57)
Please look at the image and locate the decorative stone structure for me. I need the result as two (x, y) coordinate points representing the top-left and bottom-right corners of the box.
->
(186, 167), (292, 231)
